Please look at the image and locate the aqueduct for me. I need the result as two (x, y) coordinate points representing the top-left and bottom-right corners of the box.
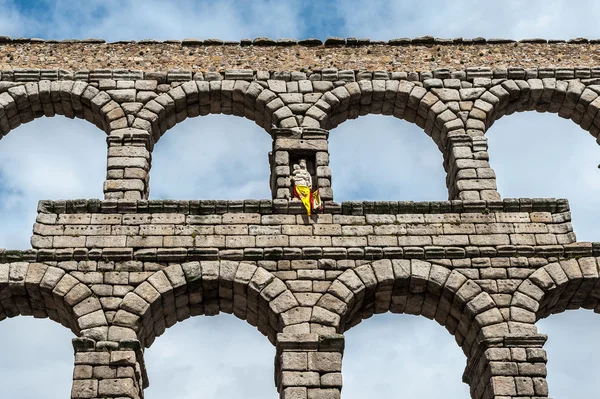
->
(1, 36), (600, 398)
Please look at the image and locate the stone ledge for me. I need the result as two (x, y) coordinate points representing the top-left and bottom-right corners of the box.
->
(36, 198), (571, 215)
(2, 67), (600, 84)
(1, 242), (596, 263)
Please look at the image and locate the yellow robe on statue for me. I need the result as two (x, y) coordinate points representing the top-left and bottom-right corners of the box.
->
(294, 185), (313, 215)
(294, 186), (322, 216)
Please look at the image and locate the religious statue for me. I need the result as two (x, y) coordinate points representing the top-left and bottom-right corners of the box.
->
(292, 159), (322, 215)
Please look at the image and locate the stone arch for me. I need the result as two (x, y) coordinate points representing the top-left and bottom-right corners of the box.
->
(132, 78), (465, 152)
(308, 81), (496, 201)
(132, 80), (280, 143)
(0, 80), (125, 137)
(0, 262), (108, 340)
(318, 259), (505, 358)
(115, 261), (301, 348)
(471, 79), (600, 141)
(310, 80), (463, 154)
(131, 78), (482, 200)
(511, 257), (600, 321)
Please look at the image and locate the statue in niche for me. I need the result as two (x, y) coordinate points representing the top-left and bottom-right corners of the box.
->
(292, 159), (322, 215)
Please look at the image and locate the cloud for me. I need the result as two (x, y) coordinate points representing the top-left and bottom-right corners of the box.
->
(144, 315), (275, 399)
(537, 310), (600, 397)
(487, 112), (600, 242)
(328, 115), (447, 201)
(0, 0), (305, 41)
(149, 115), (272, 200)
(0, 0), (29, 37)
(0, 117), (105, 249)
(343, 313), (469, 398)
(333, 0), (600, 40)
(0, 317), (74, 399)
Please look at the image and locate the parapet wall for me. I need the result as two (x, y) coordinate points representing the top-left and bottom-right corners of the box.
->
(24, 198), (587, 262)
(1, 36), (600, 71)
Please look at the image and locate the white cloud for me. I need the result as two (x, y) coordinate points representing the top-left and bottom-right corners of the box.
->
(0, 0), (303, 41)
(329, 115), (447, 201)
(537, 310), (600, 398)
(0, 317), (74, 399)
(144, 315), (275, 399)
(487, 112), (600, 242)
(0, 117), (105, 249)
(150, 115), (272, 200)
(334, 0), (600, 40)
(343, 313), (469, 398)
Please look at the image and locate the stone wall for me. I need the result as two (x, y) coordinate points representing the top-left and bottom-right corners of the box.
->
(1, 37), (599, 399)
(1, 36), (600, 71)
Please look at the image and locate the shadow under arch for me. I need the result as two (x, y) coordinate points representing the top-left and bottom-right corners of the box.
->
(132, 79), (468, 200)
(316, 260), (508, 398)
(328, 114), (447, 201)
(132, 79), (464, 152)
(318, 80), (461, 153)
(0, 262), (108, 340)
(313, 81), (470, 201)
(0, 80), (123, 137)
(115, 261), (302, 348)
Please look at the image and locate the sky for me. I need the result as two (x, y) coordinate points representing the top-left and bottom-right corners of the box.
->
(0, 1), (599, 398)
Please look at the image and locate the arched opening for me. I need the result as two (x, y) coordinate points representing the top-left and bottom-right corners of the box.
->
(0, 316), (74, 399)
(328, 115), (447, 201)
(537, 309), (600, 397)
(117, 262), (296, 349)
(149, 114), (272, 199)
(0, 116), (105, 249)
(144, 313), (276, 398)
(487, 112), (600, 241)
(343, 312), (469, 398)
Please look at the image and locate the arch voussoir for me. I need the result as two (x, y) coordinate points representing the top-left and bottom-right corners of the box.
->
(0, 263), (106, 340)
(0, 80), (121, 139)
(116, 261), (296, 348)
(321, 259), (496, 358)
(512, 257), (600, 321)
(134, 79), (278, 144)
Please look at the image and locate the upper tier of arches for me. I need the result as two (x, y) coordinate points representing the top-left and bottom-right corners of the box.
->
(1, 74), (599, 203)
(0, 74), (597, 147)
(0, 80), (125, 138)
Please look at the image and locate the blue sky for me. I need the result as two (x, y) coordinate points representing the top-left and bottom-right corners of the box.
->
(3, 0), (600, 41)
(1, 1), (600, 398)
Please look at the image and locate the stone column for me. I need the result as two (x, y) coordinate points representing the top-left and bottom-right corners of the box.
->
(71, 337), (148, 399)
(275, 333), (344, 399)
(446, 134), (501, 201)
(104, 128), (152, 200)
(269, 127), (334, 201)
(463, 334), (549, 399)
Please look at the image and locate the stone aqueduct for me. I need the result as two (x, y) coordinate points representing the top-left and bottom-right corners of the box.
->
(1, 36), (600, 399)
